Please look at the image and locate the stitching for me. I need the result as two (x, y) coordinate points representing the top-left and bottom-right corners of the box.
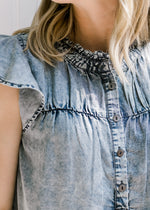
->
(22, 96), (45, 133)
(41, 107), (106, 120)
(16, 33), (25, 49)
(41, 106), (150, 120)
(129, 108), (150, 119)
(0, 78), (34, 88)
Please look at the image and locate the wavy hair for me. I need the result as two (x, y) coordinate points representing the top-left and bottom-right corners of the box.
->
(12, 0), (150, 84)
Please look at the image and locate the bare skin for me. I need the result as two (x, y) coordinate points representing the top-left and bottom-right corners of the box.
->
(51, 0), (118, 52)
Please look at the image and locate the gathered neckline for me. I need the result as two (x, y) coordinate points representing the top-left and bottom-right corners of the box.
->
(55, 37), (144, 78)
(55, 37), (132, 78)
(56, 37), (110, 60)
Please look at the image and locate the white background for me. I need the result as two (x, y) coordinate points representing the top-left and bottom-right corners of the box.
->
(0, 0), (41, 35)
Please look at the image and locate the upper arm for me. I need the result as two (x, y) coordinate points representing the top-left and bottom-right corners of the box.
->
(0, 83), (22, 209)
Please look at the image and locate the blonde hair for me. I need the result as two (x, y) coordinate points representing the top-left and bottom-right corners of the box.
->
(12, 0), (150, 84)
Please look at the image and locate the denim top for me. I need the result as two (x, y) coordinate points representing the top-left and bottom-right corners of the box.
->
(0, 32), (150, 210)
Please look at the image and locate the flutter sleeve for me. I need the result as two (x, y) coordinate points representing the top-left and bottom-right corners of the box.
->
(0, 34), (45, 134)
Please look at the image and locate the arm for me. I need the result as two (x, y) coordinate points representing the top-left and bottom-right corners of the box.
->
(0, 84), (22, 210)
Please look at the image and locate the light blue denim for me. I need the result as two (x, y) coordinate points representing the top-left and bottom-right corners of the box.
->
(0, 32), (150, 210)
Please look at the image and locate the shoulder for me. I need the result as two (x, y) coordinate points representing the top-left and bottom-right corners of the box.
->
(141, 41), (150, 61)
(128, 41), (150, 68)
(135, 41), (150, 69)
(0, 32), (28, 54)
(0, 32), (41, 89)
(0, 32), (29, 69)
(137, 41), (150, 59)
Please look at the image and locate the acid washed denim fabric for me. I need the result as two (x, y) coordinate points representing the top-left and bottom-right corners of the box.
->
(0, 32), (150, 210)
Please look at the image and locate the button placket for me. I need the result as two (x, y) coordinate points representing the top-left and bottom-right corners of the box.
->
(104, 63), (128, 209)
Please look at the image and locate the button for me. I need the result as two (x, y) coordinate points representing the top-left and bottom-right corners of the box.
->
(108, 82), (116, 90)
(117, 148), (124, 157)
(113, 114), (121, 122)
(119, 182), (126, 192)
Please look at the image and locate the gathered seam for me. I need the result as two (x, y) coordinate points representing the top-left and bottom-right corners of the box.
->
(41, 106), (150, 120)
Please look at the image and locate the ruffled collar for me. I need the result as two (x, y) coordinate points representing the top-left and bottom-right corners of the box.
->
(59, 38), (110, 59)
(55, 37), (142, 79)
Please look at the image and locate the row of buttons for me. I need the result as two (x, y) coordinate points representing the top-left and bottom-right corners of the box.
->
(113, 114), (124, 157)
(117, 147), (126, 192)
(108, 80), (127, 193)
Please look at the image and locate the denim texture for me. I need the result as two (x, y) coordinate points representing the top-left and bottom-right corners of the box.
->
(0, 33), (150, 210)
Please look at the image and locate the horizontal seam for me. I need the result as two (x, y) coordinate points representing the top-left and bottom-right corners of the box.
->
(129, 108), (150, 118)
(0, 77), (149, 121)
(41, 107), (150, 120)
(41, 108), (106, 120)
(0, 77), (35, 88)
